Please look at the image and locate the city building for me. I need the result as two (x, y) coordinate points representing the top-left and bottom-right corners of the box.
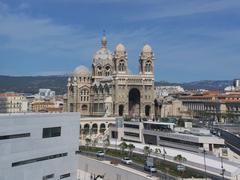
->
(31, 96), (64, 113)
(155, 85), (184, 98)
(37, 89), (56, 99)
(225, 79), (240, 92)
(65, 34), (155, 118)
(0, 113), (79, 180)
(109, 120), (226, 154)
(0, 92), (28, 113)
(179, 91), (240, 122)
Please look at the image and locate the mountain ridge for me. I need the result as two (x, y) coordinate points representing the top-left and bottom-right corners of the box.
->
(0, 75), (233, 94)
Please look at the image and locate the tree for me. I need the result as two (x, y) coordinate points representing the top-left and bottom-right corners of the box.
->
(127, 144), (135, 157)
(119, 141), (128, 156)
(144, 146), (152, 157)
(174, 154), (187, 179)
(85, 138), (91, 150)
(174, 154), (187, 164)
(155, 148), (161, 155)
(92, 138), (98, 147)
(103, 137), (110, 154)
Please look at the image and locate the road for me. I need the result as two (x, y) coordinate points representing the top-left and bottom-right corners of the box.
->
(78, 151), (177, 180)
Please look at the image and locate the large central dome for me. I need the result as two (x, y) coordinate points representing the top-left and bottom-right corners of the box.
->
(93, 34), (113, 66)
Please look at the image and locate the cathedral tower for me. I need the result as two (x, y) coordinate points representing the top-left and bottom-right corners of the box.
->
(139, 44), (154, 75)
(113, 43), (128, 74)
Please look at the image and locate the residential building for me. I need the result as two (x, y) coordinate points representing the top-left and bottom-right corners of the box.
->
(0, 92), (28, 113)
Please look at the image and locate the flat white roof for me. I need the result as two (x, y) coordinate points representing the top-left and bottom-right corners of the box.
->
(143, 121), (176, 125)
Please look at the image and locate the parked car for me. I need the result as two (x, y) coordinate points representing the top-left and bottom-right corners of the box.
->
(96, 151), (104, 157)
(144, 163), (157, 173)
(121, 157), (133, 165)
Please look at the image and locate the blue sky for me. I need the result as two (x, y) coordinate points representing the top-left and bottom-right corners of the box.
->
(0, 0), (240, 82)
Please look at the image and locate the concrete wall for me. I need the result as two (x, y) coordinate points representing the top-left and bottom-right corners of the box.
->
(78, 155), (155, 180)
(0, 113), (80, 180)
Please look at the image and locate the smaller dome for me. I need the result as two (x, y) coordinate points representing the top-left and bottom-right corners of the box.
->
(115, 43), (125, 52)
(142, 44), (152, 53)
(73, 65), (90, 77)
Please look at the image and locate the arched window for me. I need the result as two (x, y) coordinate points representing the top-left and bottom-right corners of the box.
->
(118, 60), (125, 72)
(82, 104), (88, 111)
(145, 61), (152, 72)
(105, 66), (111, 76)
(80, 89), (89, 102)
(105, 85), (109, 94)
(97, 66), (102, 76)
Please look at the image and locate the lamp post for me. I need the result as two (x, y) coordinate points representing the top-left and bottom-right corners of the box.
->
(203, 148), (207, 180)
(220, 155), (225, 180)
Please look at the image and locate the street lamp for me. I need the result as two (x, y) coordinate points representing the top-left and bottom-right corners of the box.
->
(220, 154), (225, 180)
(202, 148), (207, 180)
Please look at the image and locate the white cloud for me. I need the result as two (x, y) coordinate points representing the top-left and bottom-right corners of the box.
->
(0, 1), (155, 56)
(127, 0), (240, 21)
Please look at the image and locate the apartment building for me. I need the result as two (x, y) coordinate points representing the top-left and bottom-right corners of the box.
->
(0, 92), (28, 113)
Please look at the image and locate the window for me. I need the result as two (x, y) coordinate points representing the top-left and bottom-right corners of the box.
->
(42, 127), (61, 138)
(12, 153), (67, 167)
(97, 66), (102, 76)
(145, 61), (152, 72)
(124, 132), (139, 137)
(118, 60), (125, 71)
(42, 174), (54, 180)
(82, 105), (88, 111)
(80, 89), (89, 102)
(105, 66), (111, 76)
(60, 173), (70, 179)
(124, 124), (139, 129)
(0, 133), (30, 140)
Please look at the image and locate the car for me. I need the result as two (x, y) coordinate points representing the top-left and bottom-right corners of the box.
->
(96, 151), (104, 157)
(121, 157), (133, 165)
(144, 163), (157, 173)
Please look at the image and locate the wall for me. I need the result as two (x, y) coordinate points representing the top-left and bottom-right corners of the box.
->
(0, 113), (80, 180)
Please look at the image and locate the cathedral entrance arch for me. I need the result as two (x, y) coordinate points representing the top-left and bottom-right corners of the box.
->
(128, 88), (140, 117)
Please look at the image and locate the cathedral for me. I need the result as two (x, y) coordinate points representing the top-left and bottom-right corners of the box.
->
(65, 34), (155, 118)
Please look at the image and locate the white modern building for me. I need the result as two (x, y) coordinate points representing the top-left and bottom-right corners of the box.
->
(110, 120), (225, 154)
(37, 89), (56, 99)
(0, 112), (80, 180)
(155, 86), (184, 98)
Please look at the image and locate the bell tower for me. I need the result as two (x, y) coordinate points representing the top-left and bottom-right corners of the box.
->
(139, 44), (154, 75)
(113, 43), (128, 74)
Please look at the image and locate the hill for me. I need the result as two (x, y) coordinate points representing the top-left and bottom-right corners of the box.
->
(0, 75), (68, 95)
(0, 75), (233, 94)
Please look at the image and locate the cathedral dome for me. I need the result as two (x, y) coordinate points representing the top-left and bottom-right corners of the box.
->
(93, 34), (113, 66)
(73, 65), (90, 77)
(115, 43), (125, 52)
(142, 44), (152, 53)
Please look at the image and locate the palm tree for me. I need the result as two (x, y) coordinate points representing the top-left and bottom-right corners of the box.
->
(85, 138), (91, 150)
(154, 148), (161, 155)
(119, 141), (128, 156)
(174, 154), (187, 164)
(127, 143), (135, 157)
(103, 138), (110, 154)
(144, 146), (152, 157)
(174, 154), (187, 179)
(92, 138), (98, 147)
